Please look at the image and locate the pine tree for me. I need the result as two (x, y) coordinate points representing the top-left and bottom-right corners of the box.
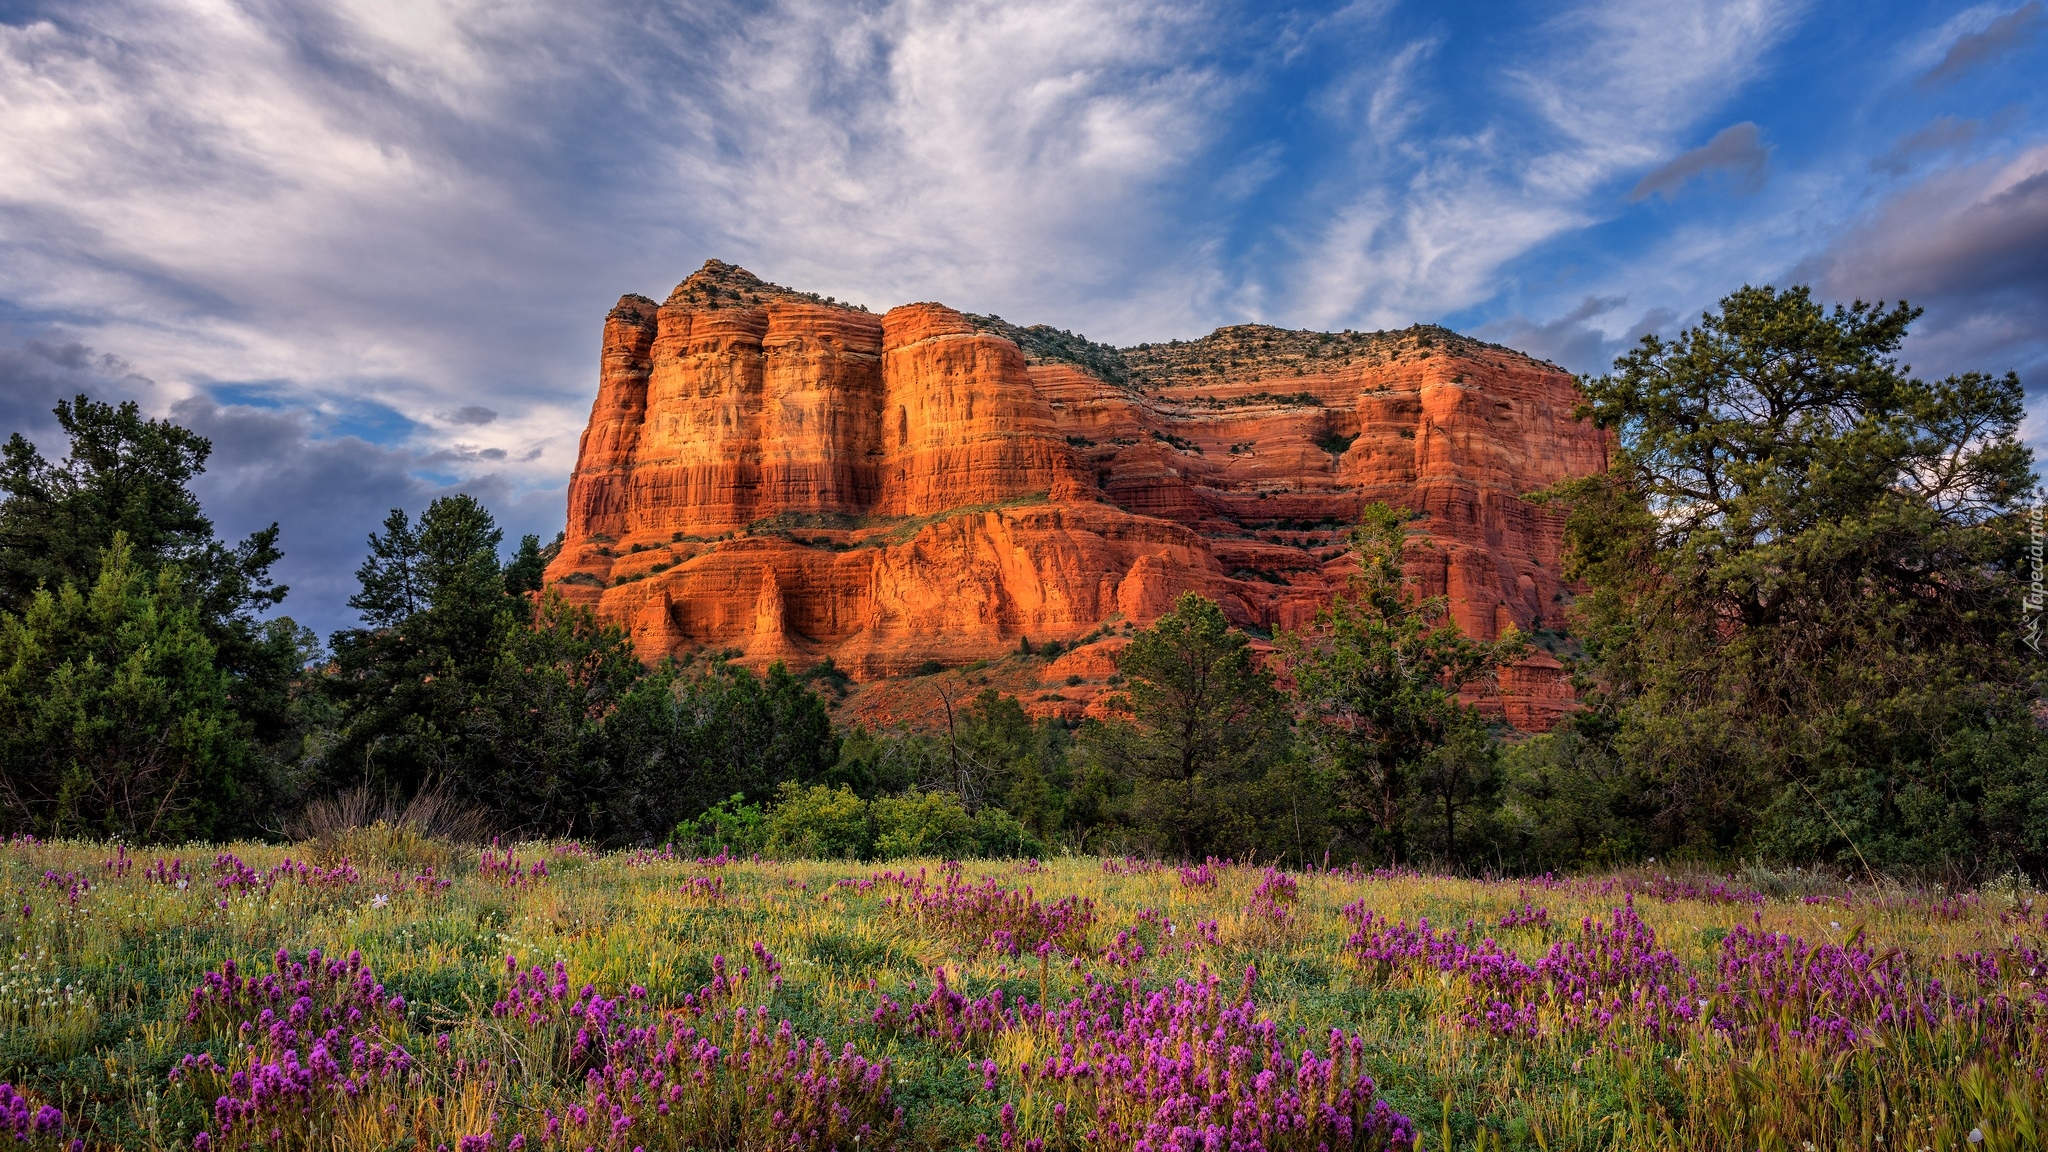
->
(1084, 592), (1287, 860)
(323, 495), (520, 804)
(1276, 504), (1521, 865)
(1560, 285), (2040, 868)
(0, 537), (251, 841)
(0, 395), (308, 767)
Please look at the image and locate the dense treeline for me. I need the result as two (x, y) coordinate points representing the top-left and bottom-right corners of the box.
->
(2, 287), (2043, 877)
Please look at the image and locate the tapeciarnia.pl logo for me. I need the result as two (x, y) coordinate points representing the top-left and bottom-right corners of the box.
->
(2028, 497), (2045, 655)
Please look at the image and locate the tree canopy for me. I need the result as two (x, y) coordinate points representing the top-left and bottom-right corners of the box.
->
(1559, 284), (2042, 870)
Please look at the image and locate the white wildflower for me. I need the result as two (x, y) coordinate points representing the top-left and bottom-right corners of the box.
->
(1969, 1128), (1984, 1144)
(371, 894), (390, 909)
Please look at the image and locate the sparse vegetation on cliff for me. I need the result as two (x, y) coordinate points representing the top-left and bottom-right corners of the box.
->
(664, 258), (873, 312)
(1120, 323), (1531, 389)
(965, 313), (1132, 387)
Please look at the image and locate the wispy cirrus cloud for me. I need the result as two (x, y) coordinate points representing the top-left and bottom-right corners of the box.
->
(1283, 0), (1798, 330)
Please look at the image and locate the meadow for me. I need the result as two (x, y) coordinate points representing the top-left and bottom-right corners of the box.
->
(2, 832), (2044, 1152)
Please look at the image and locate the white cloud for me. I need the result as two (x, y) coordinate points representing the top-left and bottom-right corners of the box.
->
(0, 0), (619, 478)
(634, 0), (1238, 336)
(0, 0), (1238, 431)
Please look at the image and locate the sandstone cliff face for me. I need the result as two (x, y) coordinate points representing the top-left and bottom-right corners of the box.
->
(546, 261), (1605, 730)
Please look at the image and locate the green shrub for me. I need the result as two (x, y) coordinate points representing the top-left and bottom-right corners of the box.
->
(871, 790), (976, 858)
(756, 785), (1049, 862)
(674, 793), (768, 856)
(965, 804), (1046, 859)
(0, 537), (254, 842)
(765, 782), (870, 859)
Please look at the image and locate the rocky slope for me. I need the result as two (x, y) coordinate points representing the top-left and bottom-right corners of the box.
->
(544, 260), (1606, 730)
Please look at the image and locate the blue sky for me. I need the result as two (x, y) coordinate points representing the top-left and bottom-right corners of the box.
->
(2, 0), (2044, 641)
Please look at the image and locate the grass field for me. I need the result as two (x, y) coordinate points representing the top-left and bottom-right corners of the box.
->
(3, 832), (2044, 1151)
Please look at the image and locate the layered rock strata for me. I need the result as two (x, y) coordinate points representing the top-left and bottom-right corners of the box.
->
(545, 261), (1605, 730)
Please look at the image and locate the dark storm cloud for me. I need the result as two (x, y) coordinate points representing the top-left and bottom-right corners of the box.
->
(174, 396), (566, 643)
(1629, 122), (1770, 202)
(441, 405), (498, 426)
(1919, 2), (2044, 88)
(1815, 155), (2048, 313)
(1, 331), (561, 643)
(1809, 145), (2048, 404)
(172, 396), (440, 642)
(0, 339), (162, 446)
(1476, 296), (1675, 377)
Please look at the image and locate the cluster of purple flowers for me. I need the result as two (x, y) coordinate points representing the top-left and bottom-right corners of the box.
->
(99, 845), (133, 877)
(544, 1008), (900, 1152)
(171, 950), (417, 1151)
(1711, 925), (2047, 1053)
(1099, 857), (1161, 876)
(478, 847), (549, 887)
(1176, 860), (1223, 889)
(488, 956), (647, 1080)
(1238, 868), (1300, 941)
(0, 1083), (68, 1150)
(861, 955), (1416, 1151)
(890, 964), (1415, 1152)
(143, 857), (192, 886)
(407, 865), (452, 892)
(870, 968), (1025, 1050)
(492, 946), (899, 1151)
(877, 869), (1095, 958)
(1346, 895), (2048, 1056)
(1346, 896), (1698, 1038)
(1250, 869), (1298, 905)
(182, 947), (406, 1039)
(268, 858), (362, 887)
(677, 875), (725, 901)
(188, 853), (369, 898)
(177, 946), (858, 1152)
(34, 871), (90, 906)
(212, 854), (266, 894)
(1496, 901), (1549, 929)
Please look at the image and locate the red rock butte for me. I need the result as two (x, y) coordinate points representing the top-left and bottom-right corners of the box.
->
(544, 260), (1607, 730)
